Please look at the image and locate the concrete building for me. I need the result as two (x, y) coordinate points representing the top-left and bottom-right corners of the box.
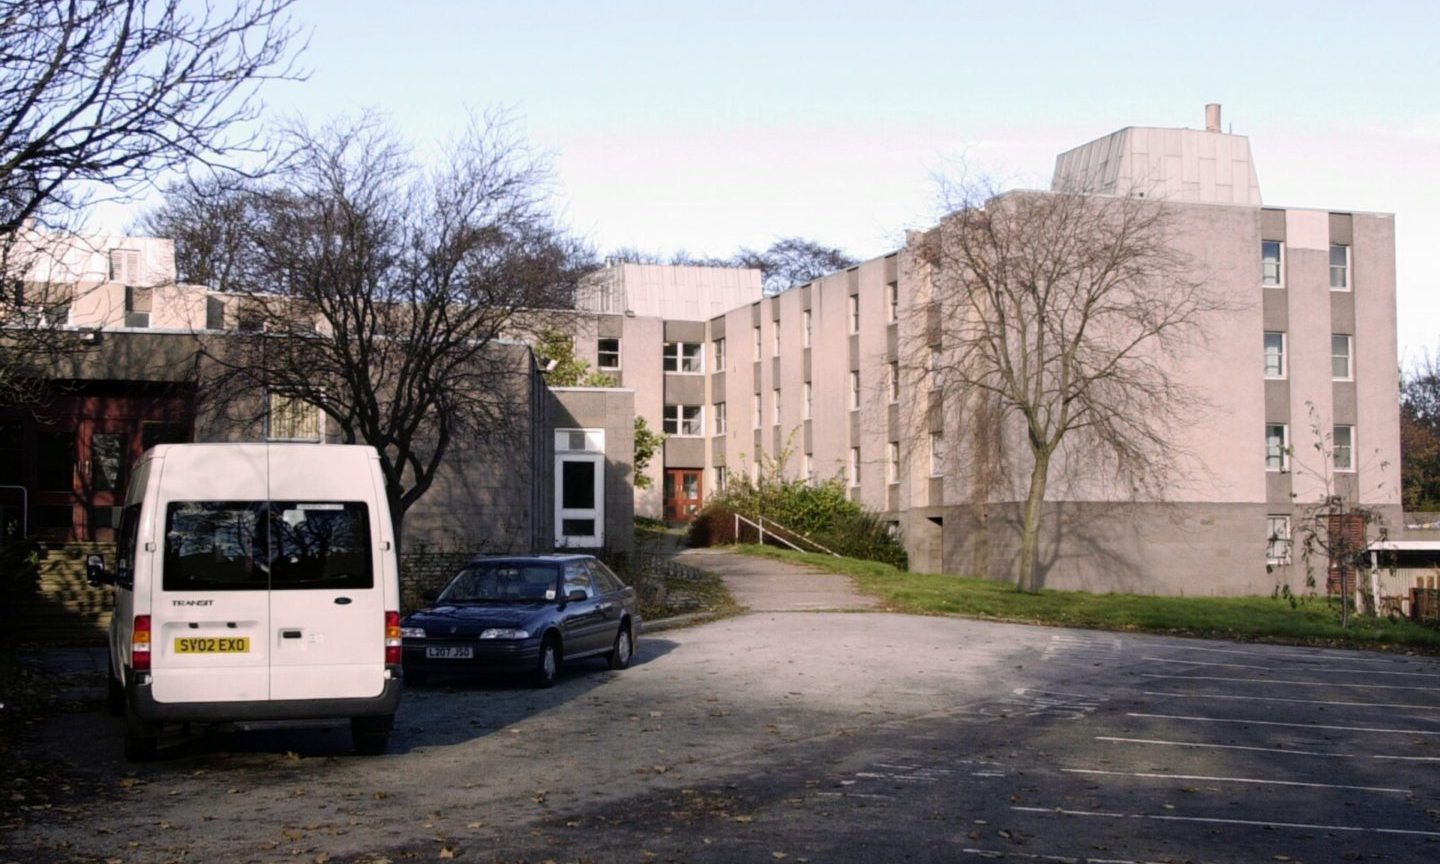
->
(573, 107), (1401, 595)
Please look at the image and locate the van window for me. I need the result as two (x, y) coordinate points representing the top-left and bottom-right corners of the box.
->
(163, 501), (372, 592)
(116, 503), (142, 586)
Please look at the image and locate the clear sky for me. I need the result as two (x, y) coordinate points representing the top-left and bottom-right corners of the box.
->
(103, 0), (1440, 362)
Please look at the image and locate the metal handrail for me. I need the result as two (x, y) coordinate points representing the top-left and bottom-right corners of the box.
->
(732, 512), (841, 557)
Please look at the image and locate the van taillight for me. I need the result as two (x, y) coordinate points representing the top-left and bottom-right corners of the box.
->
(385, 611), (401, 665)
(133, 615), (152, 672)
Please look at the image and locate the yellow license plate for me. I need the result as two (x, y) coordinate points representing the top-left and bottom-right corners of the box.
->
(175, 637), (250, 654)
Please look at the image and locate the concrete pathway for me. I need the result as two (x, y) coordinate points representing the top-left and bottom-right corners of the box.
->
(673, 546), (880, 612)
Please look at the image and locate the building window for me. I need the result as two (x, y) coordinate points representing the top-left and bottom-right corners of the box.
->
(848, 447), (861, 486)
(1266, 423), (1288, 471)
(597, 338), (620, 370)
(663, 342), (703, 373)
(713, 338), (726, 370)
(663, 405), (703, 436)
(848, 295), (859, 333)
(267, 392), (322, 441)
(929, 347), (943, 390)
(753, 326), (762, 359)
(124, 285), (152, 328)
(753, 397), (762, 429)
(887, 442), (900, 484)
(887, 281), (899, 322)
(1332, 334), (1353, 380)
(1264, 332), (1286, 379)
(772, 388), (781, 426)
(803, 310), (812, 347)
(803, 382), (812, 419)
(1334, 425), (1354, 472)
(109, 248), (142, 284)
(889, 361), (899, 402)
(713, 401), (727, 435)
(804, 453), (814, 482)
(1330, 244), (1350, 291)
(714, 467), (728, 493)
(930, 432), (944, 477)
(773, 324), (781, 356)
(849, 370), (860, 410)
(1266, 515), (1292, 565)
(1262, 241), (1283, 286)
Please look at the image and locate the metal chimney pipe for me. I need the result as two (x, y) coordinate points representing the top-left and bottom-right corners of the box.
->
(1205, 103), (1222, 133)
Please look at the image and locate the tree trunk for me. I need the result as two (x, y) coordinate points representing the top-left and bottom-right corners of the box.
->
(1018, 450), (1051, 593)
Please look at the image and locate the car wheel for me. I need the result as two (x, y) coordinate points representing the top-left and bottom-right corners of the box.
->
(123, 709), (157, 762)
(607, 624), (633, 670)
(351, 716), (391, 756)
(404, 667), (428, 687)
(533, 635), (560, 688)
(107, 668), (125, 717)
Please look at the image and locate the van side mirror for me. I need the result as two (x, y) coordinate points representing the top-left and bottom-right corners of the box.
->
(86, 554), (114, 587)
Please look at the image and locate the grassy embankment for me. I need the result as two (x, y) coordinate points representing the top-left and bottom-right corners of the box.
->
(734, 544), (1440, 650)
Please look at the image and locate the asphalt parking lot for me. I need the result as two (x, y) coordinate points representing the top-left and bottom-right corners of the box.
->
(3, 550), (1437, 864)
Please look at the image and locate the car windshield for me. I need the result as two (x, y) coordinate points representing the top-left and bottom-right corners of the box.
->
(439, 563), (559, 603)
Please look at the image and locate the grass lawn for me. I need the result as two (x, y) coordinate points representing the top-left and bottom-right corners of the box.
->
(732, 545), (1440, 651)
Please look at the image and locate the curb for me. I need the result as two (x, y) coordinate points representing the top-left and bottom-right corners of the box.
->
(639, 612), (725, 634)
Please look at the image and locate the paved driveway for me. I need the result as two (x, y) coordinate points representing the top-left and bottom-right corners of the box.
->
(4, 551), (1437, 863)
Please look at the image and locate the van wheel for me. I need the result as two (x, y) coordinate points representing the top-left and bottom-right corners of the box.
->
(123, 711), (157, 762)
(351, 716), (391, 756)
(607, 624), (634, 670)
(107, 669), (125, 717)
(533, 636), (560, 688)
(404, 667), (428, 687)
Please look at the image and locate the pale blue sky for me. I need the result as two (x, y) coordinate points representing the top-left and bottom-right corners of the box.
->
(105, 1), (1440, 360)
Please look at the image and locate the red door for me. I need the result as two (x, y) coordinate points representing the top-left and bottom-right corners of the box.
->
(663, 470), (703, 522)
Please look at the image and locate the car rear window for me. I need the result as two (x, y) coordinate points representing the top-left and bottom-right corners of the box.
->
(163, 500), (372, 592)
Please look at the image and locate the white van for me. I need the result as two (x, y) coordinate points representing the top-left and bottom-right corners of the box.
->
(87, 443), (403, 760)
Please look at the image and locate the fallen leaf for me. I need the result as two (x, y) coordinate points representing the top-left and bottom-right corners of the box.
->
(438, 847), (456, 860)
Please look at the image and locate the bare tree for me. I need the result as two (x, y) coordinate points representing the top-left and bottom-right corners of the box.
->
(199, 114), (587, 548)
(135, 175), (268, 292)
(734, 237), (857, 295)
(915, 180), (1218, 592)
(1, 0), (302, 402)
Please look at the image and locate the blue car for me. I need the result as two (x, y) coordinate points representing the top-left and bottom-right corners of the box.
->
(399, 554), (639, 687)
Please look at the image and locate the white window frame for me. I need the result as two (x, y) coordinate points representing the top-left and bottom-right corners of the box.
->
(803, 382), (812, 420)
(772, 388), (781, 426)
(753, 397), (762, 430)
(929, 432), (944, 477)
(1265, 423), (1289, 472)
(1332, 334), (1353, 381)
(1261, 240), (1284, 287)
(713, 337), (726, 370)
(663, 404), (704, 437)
(803, 453), (815, 482)
(848, 294), (860, 333)
(109, 248), (142, 285)
(1265, 515), (1291, 565)
(889, 361), (899, 402)
(803, 310), (812, 348)
(887, 441), (900, 485)
(1330, 243), (1350, 292)
(663, 342), (703, 374)
(597, 337), (621, 370)
(772, 324), (781, 356)
(1334, 425), (1355, 472)
(849, 370), (860, 410)
(887, 281), (899, 323)
(714, 466), (728, 493)
(753, 326), (762, 359)
(266, 391), (323, 442)
(713, 401), (727, 436)
(848, 447), (861, 487)
(1263, 331), (1286, 379)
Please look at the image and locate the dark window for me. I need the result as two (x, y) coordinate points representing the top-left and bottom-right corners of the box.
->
(0, 420), (21, 485)
(92, 433), (125, 493)
(441, 563), (559, 602)
(597, 338), (620, 369)
(142, 422), (189, 452)
(90, 505), (121, 531)
(38, 431), (75, 492)
(561, 460), (596, 509)
(163, 501), (372, 592)
(587, 559), (625, 594)
(563, 562), (594, 598)
(562, 518), (595, 537)
(35, 505), (74, 531)
(206, 296), (226, 330)
(117, 503), (142, 585)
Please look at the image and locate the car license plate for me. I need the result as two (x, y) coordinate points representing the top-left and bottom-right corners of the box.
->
(175, 637), (250, 654)
(426, 646), (473, 659)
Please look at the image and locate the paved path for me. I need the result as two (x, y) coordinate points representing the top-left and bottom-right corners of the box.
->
(673, 546), (880, 612)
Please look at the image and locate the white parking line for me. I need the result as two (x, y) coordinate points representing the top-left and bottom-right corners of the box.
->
(1011, 806), (1440, 838)
(961, 849), (1168, 864)
(1158, 644), (1419, 664)
(1143, 657), (1440, 678)
(1127, 712), (1440, 735)
(1139, 673), (1440, 692)
(1096, 735), (1440, 761)
(1060, 767), (1409, 794)
(1139, 690), (1440, 712)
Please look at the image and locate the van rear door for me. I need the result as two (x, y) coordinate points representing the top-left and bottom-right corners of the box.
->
(266, 447), (390, 701)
